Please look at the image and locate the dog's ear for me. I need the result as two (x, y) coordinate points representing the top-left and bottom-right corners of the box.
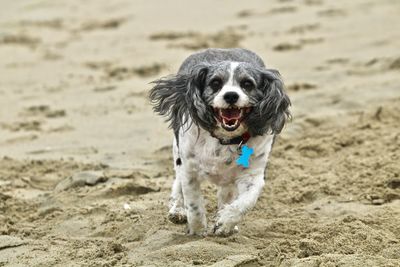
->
(185, 64), (216, 132)
(257, 69), (291, 134)
(149, 64), (215, 134)
(149, 74), (190, 134)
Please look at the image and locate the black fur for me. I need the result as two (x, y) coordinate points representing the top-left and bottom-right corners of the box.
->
(149, 64), (217, 142)
(149, 74), (189, 142)
(149, 48), (291, 143)
(185, 64), (217, 133)
(246, 69), (291, 136)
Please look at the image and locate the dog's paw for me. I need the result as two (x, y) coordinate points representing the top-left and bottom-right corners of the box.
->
(186, 226), (207, 237)
(212, 222), (239, 237)
(186, 215), (207, 236)
(213, 205), (240, 236)
(168, 211), (187, 224)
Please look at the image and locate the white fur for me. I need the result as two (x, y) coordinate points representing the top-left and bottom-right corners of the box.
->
(169, 121), (274, 236)
(212, 62), (250, 109)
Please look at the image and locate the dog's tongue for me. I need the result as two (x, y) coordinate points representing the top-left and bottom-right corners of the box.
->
(221, 108), (241, 119)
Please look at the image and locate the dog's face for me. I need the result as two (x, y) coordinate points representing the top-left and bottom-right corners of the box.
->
(150, 61), (290, 142)
(202, 62), (253, 137)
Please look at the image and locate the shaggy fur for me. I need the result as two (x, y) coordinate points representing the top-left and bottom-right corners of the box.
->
(149, 48), (290, 236)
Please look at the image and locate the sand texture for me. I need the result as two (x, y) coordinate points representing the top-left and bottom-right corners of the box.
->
(0, 0), (399, 266)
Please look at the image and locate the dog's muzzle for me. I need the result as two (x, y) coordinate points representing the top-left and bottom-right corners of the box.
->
(214, 107), (252, 131)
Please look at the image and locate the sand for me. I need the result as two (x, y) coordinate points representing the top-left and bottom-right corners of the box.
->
(0, 0), (399, 266)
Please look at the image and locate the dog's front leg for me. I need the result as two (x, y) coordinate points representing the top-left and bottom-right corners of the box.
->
(217, 184), (237, 210)
(168, 140), (187, 224)
(168, 177), (187, 224)
(214, 173), (265, 236)
(181, 174), (207, 236)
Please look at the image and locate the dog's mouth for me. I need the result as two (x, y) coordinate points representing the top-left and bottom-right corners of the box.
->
(214, 107), (252, 131)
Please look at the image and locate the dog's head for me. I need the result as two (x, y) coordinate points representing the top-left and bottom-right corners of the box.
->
(149, 61), (291, 142)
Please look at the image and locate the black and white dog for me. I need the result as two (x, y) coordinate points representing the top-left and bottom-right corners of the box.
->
(150, 48), (290, 236)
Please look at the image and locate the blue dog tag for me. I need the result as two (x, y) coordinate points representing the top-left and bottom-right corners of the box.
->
(236, 145), (254, 168)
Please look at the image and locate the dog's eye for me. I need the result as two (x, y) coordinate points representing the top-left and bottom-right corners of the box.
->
(209, 78), (223, 91)
(240, 79), (255, 91)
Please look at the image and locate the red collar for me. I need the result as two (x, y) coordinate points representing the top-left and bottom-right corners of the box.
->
(218, 131), (251, 145)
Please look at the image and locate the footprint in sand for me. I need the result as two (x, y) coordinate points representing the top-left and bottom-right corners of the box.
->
(0, 34), (40, 48)
(18, 19), (64, 30)
(79, 17), (127, 32)
(287, 82), (317, 92)
(20, 105), (66, 118)
(1, 120), (42, 132)
(287, 23), (320, 34)
(325, 58), (350, 65)
(237, 5), (297, 18)
(315, 57), (350, 71)
(273, 42), (302, 51)
(269, 6), (298, 14)
(347, 57), (400, 76)
(273, 37), (324, 51)
(317, 8), (347, 17)
(54, 171), (108, 192)
(236, 9), (256, 18)
(85, 61), (166, 80)
(149, 27), (246, 50)
(303, 0), (324, 6)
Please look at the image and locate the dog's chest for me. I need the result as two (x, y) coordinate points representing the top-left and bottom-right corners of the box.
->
(186, 143), (242, 185)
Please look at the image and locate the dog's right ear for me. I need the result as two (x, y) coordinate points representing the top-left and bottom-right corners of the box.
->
(149, 74), (190, 133)
(185, 64), (216, 132)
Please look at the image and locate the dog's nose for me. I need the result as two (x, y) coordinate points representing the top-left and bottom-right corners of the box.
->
(223, 92), (239, 105)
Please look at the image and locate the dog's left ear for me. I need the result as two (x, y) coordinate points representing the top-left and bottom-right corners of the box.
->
(258, 69), (291, 134)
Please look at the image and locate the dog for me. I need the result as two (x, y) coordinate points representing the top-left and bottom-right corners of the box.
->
(149, 48), (291, 236)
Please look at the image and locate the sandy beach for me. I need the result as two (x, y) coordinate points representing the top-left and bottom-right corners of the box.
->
(0, 0), (399, 266)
